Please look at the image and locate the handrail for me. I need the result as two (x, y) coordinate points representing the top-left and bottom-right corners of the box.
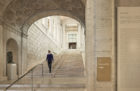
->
(4, 52), (63, 91)
(4, 60), (45, 91)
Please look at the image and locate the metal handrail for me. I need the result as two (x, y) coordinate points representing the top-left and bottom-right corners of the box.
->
(4, 61), (45, 91)
(4, 53), (63, 91)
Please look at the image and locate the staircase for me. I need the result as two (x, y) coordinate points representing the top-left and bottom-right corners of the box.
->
(54, 50), (85, 77)
(0, 50), (86, 91)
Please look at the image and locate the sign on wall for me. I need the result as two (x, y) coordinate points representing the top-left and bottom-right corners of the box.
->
(97, 57), (111, 81)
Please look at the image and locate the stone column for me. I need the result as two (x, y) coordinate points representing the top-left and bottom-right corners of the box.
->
(85, 0), (96, 91)
(62, 24), (66, 49)
(86, 0), (115, 90)
(0, 25), (4, 79)
(21, 34), (27, 74)
(77, 24), (81, 49)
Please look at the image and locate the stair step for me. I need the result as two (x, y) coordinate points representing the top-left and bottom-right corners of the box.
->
(5, 88), (86, 91)
(0, 84), (85, 91)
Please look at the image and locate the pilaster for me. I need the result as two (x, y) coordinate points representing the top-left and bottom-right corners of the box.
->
(85, 0), (96, 91)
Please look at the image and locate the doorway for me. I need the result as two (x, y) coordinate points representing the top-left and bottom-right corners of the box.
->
(69, 42), (77, 49)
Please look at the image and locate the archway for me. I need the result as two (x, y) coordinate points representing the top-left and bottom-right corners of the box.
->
(21, 10), (85, 35)
(6, 38), (19, 76)
(2, 0), (85, 75)
(26, 15), (86, 77)
(2, 0), (86, 86)
(3, 0), (85, 33)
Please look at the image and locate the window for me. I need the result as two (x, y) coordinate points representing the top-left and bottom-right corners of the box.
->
(42, 18), (50, 30)
(68, 34), (77, 42)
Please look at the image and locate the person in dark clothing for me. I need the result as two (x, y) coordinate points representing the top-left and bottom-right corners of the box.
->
(46, 50), (54, 73)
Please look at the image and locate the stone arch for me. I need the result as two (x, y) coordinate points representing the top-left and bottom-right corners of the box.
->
(21, 10), (85, 34)
(3, 0), (85, 76)
(3, 0), (85, 30)
(6, 38), (19, 75)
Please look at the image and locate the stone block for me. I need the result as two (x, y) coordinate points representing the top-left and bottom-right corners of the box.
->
(96, 40), (112, 52)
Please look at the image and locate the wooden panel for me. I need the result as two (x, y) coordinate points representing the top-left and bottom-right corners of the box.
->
(97, 57), (111, 81)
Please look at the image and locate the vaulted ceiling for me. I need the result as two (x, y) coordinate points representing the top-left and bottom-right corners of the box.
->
(0, 0), (85, 27)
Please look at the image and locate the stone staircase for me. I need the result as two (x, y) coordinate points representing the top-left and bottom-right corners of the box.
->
(54, 50), (85, 77)
(0, 50), (86, 91)
(3, 87), (85, 91)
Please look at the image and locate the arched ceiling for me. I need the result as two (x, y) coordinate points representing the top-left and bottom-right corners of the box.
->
(0, 0), (13, 21)
(0, 0), (85, 28)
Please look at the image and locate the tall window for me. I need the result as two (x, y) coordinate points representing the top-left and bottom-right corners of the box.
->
(68, 34), (77, 42)
(42, 18), (50, 31)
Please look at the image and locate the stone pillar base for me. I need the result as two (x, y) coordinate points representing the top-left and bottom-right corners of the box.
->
(7, 64), (17, 80)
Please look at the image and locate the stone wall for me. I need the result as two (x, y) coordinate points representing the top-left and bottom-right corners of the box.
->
(117, 1), (140, 91)
(0, 25), (4, 79)
(61, 18), (85, 50)
(95, 0), (115, 91)
(2, 24), (23, 76)
(27, 23), (62, 68)
(117, 7), (140, 91)
(118, 0), (140, 6)
(86, 0), (115, 91)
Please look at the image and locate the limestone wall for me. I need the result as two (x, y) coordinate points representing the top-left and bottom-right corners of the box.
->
(1, 24), (23, 77)
(0, 25), (4, 80)
(117, 1), (140, 91)
(118, 0), (140, 6)
(61, 18), (85, 50)
(27, 19), (62, 68)
(95, 0), (115, 91)
(117, 7), (140, 91)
